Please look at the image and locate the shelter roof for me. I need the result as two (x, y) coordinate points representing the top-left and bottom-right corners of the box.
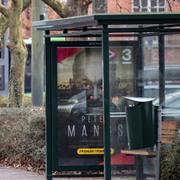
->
(33, 13), (180, 37)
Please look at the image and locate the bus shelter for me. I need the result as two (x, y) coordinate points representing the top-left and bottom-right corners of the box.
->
(33, 14), (180, 180)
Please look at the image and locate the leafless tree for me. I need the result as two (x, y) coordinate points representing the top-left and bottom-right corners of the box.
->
(0, 0), (92, 107)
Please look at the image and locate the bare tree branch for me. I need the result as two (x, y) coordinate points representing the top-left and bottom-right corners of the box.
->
(22, 0), (31, 11)
(41, 0), (70, 18)
(167, 0), (173, 12)
(0, 3), (9, 17)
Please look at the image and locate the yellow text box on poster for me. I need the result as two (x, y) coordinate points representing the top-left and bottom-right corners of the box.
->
(77, 148), (114, 155)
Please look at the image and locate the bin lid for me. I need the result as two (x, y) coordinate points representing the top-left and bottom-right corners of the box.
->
(124, 96), (154, 102)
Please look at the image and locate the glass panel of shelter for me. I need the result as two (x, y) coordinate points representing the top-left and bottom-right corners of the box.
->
(109, 40), (137, 179)
(162, 33), (180, 126)
(110, 29), (180, 179)
(109, 34), (159, 179)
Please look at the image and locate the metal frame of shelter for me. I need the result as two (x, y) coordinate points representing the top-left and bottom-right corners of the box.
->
(33, 13), (180, 180)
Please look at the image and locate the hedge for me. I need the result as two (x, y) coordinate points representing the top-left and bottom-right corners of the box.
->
(0, 107), (45, 172)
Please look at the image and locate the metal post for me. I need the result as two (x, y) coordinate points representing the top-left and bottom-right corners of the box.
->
(159, 29), (165, 106)
(157, 28), (164, 180)
(137, 33), (144, 96)
(102, 25), (111, 180)
(156, 107), (162, 180)
(45, 31), (53, 180)
(135, 156), (144, 180)
(32, 0), (46, 106)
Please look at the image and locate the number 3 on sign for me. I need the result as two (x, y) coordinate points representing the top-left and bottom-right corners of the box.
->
(122, 48), (132, 64)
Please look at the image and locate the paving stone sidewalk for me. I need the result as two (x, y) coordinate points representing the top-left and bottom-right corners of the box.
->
(0, 166), (44, 180)
(0, 165), (136, 180)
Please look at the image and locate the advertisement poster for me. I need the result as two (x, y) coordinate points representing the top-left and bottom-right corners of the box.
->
(57, 44), (136, 167)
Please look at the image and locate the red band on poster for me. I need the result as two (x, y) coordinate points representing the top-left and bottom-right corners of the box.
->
(57, 48), (81, 63)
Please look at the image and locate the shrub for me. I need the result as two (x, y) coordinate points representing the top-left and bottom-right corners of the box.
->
(161, 137), (180, 180)
(0, 107), (45, 172)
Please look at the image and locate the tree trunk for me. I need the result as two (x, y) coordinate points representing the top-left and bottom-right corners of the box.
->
(31, 0), (45, 106)
(8, 1), (27, 107)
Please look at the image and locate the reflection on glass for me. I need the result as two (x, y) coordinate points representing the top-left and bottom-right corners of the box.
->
(109, 43), (137, 178)
(141, 32), (180, 179)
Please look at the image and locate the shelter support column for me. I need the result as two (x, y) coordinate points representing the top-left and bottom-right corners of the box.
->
(137, 32), (144, 96)
(156, 107), (162, 180)
(102, 25), (111, 180)
(45, 31), (53, 180)
(159, 28), (165, 106)
(157, 28), (165, 180)
(135, 156), (144, 180)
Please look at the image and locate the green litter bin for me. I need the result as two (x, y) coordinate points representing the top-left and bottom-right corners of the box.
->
(124, 97), (158, 150)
